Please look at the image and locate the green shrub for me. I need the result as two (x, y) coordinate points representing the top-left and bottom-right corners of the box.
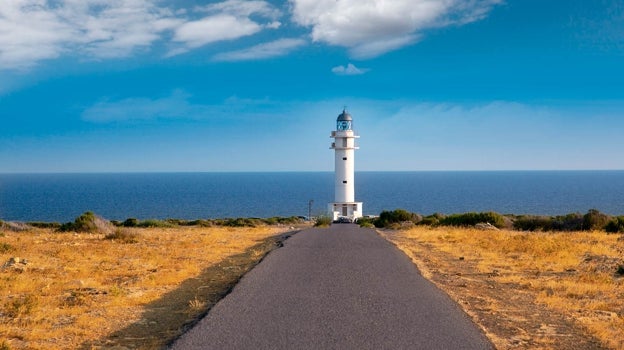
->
(122, 218), (139, 227)
(136, 219), (173, 228)
(551, 213), (583, 231)
(419, 213), (445, 226)
(165, 219), (189, 226)
(356, 216), (376, 228)
(439, 212), (506, 228)
(273, 216), (303, 225)
(59, 211), (113, 233)
(374, 209), (421, 228)
(221, 218), (264, 227)
(582, 209), (612, 231)
(27, 222), (62, 229)
(184, 219), (211, 227)
(605, 216), (624, 233)
(314, 216), (332, 227)
(359, 221), (375, 228)
(513, 215), (554, 231)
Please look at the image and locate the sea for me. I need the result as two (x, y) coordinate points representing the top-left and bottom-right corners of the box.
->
(0, 171), (623, 223)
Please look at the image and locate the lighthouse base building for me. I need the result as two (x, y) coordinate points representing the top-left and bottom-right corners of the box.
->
(328, 109), (363, 222)
(328, 202), (363, 222)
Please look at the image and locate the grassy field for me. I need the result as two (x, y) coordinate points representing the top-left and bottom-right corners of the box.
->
(0, 225), (295, 349)
(384, 227), (624, 349)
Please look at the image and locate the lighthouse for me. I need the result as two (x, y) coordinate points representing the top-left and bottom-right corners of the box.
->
(328, 109), (363, 221)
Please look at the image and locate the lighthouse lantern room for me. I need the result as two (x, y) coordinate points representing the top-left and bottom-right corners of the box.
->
(328, 109), (363, 221)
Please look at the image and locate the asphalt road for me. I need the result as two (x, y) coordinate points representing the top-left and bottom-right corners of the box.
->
(171, 224), (493, 350)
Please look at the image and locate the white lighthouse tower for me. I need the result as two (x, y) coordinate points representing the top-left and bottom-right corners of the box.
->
(328, 109), (363, 221)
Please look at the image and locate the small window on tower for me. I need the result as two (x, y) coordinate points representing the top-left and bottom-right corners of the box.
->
(343, 180), (347, 184)
(342, 157), (347, 160)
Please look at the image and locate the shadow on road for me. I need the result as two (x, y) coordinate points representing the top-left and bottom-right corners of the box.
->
(80, 231), (296, 350)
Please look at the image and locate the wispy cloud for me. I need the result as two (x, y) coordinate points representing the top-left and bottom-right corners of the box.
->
(169, 0), (282, 56)
(0, 0), (503, 71)
(0, 0), (282, 70)
(197, 0), (281, 19)
(331, 63), (369, 76)
(289, 0), (502, 58)
(82, 90), (200, 123)
(213, 38), (306, 61)
(0, 0), (182, 69)
(81, 90), (281, 123)
(172, 15), (262, 49)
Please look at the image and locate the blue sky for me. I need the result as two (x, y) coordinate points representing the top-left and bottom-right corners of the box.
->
(1, 0), (624, 172)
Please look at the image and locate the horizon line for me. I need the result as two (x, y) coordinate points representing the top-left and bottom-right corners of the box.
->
(1, 169), (624, 175)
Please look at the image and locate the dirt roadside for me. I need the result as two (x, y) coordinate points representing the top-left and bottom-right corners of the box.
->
(381, 229), (612, 350)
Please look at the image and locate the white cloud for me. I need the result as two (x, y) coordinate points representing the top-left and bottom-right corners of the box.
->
(266, 21), (282, 29)
(289, 0), (502, 58)
(197, 0), (281, 19)
(0, 0), (282, 70)
(169, 0), (282, 54)
(213, 38), (306, 61)
(0, 0), (182, 69)
(173, 15), (261, 49)
(331, 63), (369, 75)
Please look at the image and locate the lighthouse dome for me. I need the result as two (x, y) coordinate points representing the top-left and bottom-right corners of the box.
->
(336, 109), (353, 131)
(337, 109), (352, 121)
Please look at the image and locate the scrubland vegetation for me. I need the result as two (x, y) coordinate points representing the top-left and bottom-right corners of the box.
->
(313, 216), (333, 227)
(384, 225), (624, 349)
(2, 208), (622, 349)
(0, 213), (299, 349)
(361, 208), (624, 234)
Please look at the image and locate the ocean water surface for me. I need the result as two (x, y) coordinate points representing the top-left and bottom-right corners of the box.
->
(0, 171), (623, 222)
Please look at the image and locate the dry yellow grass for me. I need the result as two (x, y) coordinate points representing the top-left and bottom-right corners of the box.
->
(384, 227), (624, 349)
(0, 225), (293, 349)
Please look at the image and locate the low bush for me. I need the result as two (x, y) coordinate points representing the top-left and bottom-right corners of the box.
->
(104, 228), (139, 244)
(59, 212), (114, 234)
(356, 216), (376, 228)
(551, 213), (583, 231)
(513, 210), (613, 232)
(419, 213), (445, 226)
(187, 219), (213, 227)
(222, 218), (264, 227)
(122, 218), (139, 227)
(0, 221), (32, 232)
(136, 219), (174, 228)
(271, 216), (303, 225)
(27, 222), (62, 229)
(314, 216), (332, 227)
(165, 219), (190, 226)
(439, 212), (506, 228)
(582, 209), (612, 231)
(374, 209), (421, 228)
(513, 215), (554, 231)
(605, 216), (624, 233)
